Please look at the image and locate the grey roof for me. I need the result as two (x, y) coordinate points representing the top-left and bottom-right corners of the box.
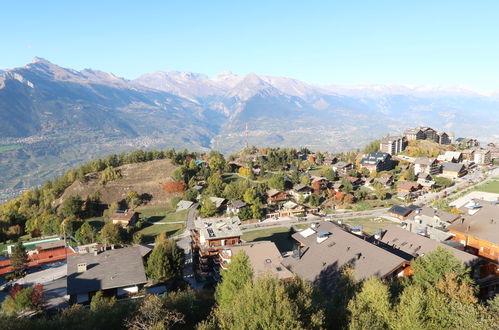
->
(283, 222), (408, 282)
(228, 241), (294, 280)
(176, 200), (194, 211)
(135, 244), (154, 257)
(449, 200), (499, 245)
(379, 225), (479, 266)
(333, 161), (352, 169)
(194, 216), (242, 240)
(293, 184), (310, 192)
(229, 200), (247, 209)
(388, 205), (413, 217)
(67, 246), (147, 295)
(409, 206), (460, 224)
(36, 240), (65, 250)
(442, 162), (465, 172)
(414, 157), (436, 165)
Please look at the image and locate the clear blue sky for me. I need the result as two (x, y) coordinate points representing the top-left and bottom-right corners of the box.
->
(2, 1), (499, 90)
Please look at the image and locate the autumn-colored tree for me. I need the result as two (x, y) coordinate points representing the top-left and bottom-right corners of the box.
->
(238, 167), (253, 178)
(163, 181), (187, 194)
(343, 194), (354, 204)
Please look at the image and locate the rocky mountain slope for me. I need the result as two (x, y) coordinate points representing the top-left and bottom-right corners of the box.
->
(1, 58), (498, 198)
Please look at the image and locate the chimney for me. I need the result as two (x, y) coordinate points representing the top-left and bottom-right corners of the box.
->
(77, 262), (87, 272)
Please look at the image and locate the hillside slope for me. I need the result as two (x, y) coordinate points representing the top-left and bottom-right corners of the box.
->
(53, 159), (177, 208)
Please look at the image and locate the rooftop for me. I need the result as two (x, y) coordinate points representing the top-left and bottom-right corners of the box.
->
(442, 162), (465, 172)
(67, 246), (147, 295)
(110, 210), (137, 222)
(194, 216), (242, 240)
(378, 225), (479, 266)
(35, 240), (65, 251)
(283, 222), (408, 282)
(225, 241), (294, 280)
(449, 200), (499, 245)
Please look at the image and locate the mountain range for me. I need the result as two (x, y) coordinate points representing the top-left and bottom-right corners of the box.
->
(1, 57), (498, 199)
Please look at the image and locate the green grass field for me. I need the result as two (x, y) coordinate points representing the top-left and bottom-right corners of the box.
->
(138, 207), (188, 223)
(474, 180), (499, 194)
(341, 217), (396, 235)
(242, 227), (295, 252)
(136, 223), (185, 243)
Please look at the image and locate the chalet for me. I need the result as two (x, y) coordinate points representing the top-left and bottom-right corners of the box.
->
(289, 184), (312, 200)
(417, 177), (436, 191)
(442, 162), (467, 178)
(226, 200), (247, 214)
(380, 136), (406, 155)
(219, 241), (294, 280)
(332, 161), (353, 176)
(209, 197), (227, 210)
(110, 210), (138, 227)
(407, 206), (461, 230)
(191, 216), (242, 276)
(455, 138), (480, 148)
(437, 151), (462, 163)
(449, 200), (499, 263)
(67, 247), (147, 304)
(397, 181), (422, 193)
(414, 157), (440, 176)
(473, 149), (491, 165)
(266, 189), (289, 204)
(461, 149), (476, 161)
(420, 127), (439, 142)
(176, 200), (194, 211)
(307, 154), (317, 164)
(359, 152), (394, 173)
(375, 173), (394, 187)
(377, 225), (479, 267)
(438, 132), (452, 145)
(323, 156), (338, 165)
(282, 222), (409, 293)
(404, 128), (425, 141)
(279, 201), (306, 217)
(346, 176), (362, 187)
(387, 205), (413, 220)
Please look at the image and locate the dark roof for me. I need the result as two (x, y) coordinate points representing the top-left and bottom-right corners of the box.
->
(379, 225), (479, 265)
(293, 184), (310, 192)
(230, 200), (247, 209)
(67, 247), (147, 295)
(388, 205), (413, 217)
(283, 222), (408, 282)
(442, 162), (465, 172)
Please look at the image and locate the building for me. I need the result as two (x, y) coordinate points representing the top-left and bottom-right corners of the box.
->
(456, 138), (480, 148)
(359, 152), (394, 173)
(110, 210), (138, 227)
(282, 222), (409, 292)
(442, 162), (467, 178)
(332, 161), (353, 176)
(375, 173), (394, 187)
(474, 149), (491, 165)
(219, 241), (294, 280)
(387, 205), (414, 220)
(417, 177), (436, 191)
(461, 149), (476, 161)
(226, 200), (247, 214)
(266, 189), (289, 204)
(209, 197), (227, 210)
(289, 184), (312, 200)
(448, 200), (499, 263)
(66, 246), (147, 304)
(414, 157), (440, 176)
(405, 206), (461, 233)
(191, 216), (242, 277)
(437, 151), (463, 163)
(397, 181), (422, 193)
(438, 132), (452, 145)
(404, 128), (425, 141)
(176, 200), (194, 211)
(377, 225), (479, 268)
(420, 127), (439, 142)
(380, 136), (406, 155)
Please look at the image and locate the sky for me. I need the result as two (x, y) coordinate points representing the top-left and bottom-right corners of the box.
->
(1, 1), (499, 90)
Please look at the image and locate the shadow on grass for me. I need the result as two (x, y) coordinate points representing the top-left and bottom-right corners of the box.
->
(147, 215), (166, 223)
(250, 232), (295, 253)
(142, 227), (182, 244)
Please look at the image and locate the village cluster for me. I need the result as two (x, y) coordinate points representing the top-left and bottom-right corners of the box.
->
(0, 126), (497, 314)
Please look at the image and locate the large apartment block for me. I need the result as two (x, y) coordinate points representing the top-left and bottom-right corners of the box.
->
(404, 126), (452, 145)
(380, 136), (406, 155)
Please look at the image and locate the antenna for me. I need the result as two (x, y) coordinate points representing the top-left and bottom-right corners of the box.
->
(245, 123), (249, 149)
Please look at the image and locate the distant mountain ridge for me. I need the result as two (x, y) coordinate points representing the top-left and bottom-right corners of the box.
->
(0, 58), (498, 196)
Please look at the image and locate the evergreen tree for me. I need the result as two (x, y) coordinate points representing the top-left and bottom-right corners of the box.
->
(200, 198), (217, 217)
(11, 241), (28, 279)
(215, 251), (253, 309)
(146, 236), (185, 282)
(75, 221), (97, 245)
